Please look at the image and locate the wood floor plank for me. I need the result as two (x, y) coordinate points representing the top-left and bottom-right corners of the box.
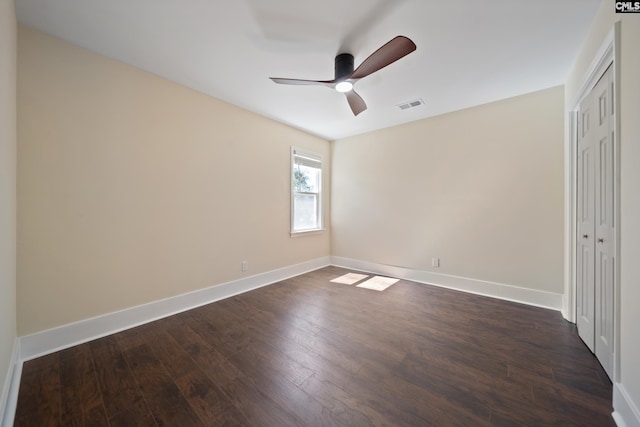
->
(107, 400), (157, 427)
(89, 335), (147, 420)
(122, 343), (203, 426)
(142, 322), (249, 425)
(164, 319), (243, 390)
(301, 373), (406, 427)
(58, 345), (105, 425)
(173, 368), (248, 426)
(531, 381), (615, 426)
(15, 266), (615, 426)
(14, 353), (61, 427)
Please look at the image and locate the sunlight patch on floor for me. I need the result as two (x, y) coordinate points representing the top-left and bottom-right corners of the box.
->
(356, 276), (399, 292)
(330, 273), (399, 291)
(330, 273), (369, 285)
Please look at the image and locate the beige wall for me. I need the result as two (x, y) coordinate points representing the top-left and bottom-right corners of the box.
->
(17, 26), (330, 336)
(332, 86), (564, 293)
(565, 0), (640, 419)
(0, 0), (17, 415)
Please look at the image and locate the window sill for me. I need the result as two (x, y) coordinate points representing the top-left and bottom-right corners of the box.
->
(290, 228), (325, 237)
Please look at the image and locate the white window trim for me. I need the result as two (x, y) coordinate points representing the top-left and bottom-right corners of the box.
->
(290, 146), (324, 235)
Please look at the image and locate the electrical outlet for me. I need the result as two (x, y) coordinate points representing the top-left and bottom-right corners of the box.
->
(241, 261), (249, 272)
(432, 257), (440, 268)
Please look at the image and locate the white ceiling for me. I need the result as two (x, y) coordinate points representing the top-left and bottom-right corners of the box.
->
(15, 0), (600, 141)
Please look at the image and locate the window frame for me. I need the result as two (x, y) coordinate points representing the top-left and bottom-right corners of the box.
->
(290, 147), (324, 235)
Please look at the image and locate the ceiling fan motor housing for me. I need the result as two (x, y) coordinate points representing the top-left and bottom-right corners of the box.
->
(335, 53), (354, 81)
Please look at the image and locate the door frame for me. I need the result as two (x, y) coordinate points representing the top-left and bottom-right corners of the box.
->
(565, 22), (621, 382)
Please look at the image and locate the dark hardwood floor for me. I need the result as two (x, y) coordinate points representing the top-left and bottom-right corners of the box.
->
(14, 266), (614, 426)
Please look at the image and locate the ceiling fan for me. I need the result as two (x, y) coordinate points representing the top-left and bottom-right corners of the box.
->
(270, 36), (416, 116)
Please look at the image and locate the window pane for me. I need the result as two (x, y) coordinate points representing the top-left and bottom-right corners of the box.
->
(293, 164), (320, 193)
(291, 148), (322, 234)
(293, 193), (318, 230)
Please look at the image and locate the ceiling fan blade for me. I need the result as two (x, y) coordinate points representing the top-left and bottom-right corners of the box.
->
(270, 77), (334, 87)
(346, 90), (367, 116)
(350, 36), (416, 80)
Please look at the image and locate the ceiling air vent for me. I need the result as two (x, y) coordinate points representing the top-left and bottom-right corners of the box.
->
(397, 98), (425, 111)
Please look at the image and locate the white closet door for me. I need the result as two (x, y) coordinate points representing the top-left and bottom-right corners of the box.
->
(594, 66), (615, 378)
(576, 87), (595, 352)
(576, 65), (615, 380)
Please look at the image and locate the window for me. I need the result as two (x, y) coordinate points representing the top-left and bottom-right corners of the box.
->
(291, 147), (323, 233)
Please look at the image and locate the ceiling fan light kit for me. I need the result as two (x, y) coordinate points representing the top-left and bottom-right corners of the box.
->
(270, 35), (416, 116)
(335, 81), (353, 93)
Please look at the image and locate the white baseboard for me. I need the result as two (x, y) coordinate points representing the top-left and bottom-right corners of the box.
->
(561, 292), (571, 322)
(331, 256), (563, 311)
(19, 257), (331, 362)
(613, 382), (640, 427)
(16, 255), (564, 362)
(0, 339), (21, 427)
(11, 255), (631, 427)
